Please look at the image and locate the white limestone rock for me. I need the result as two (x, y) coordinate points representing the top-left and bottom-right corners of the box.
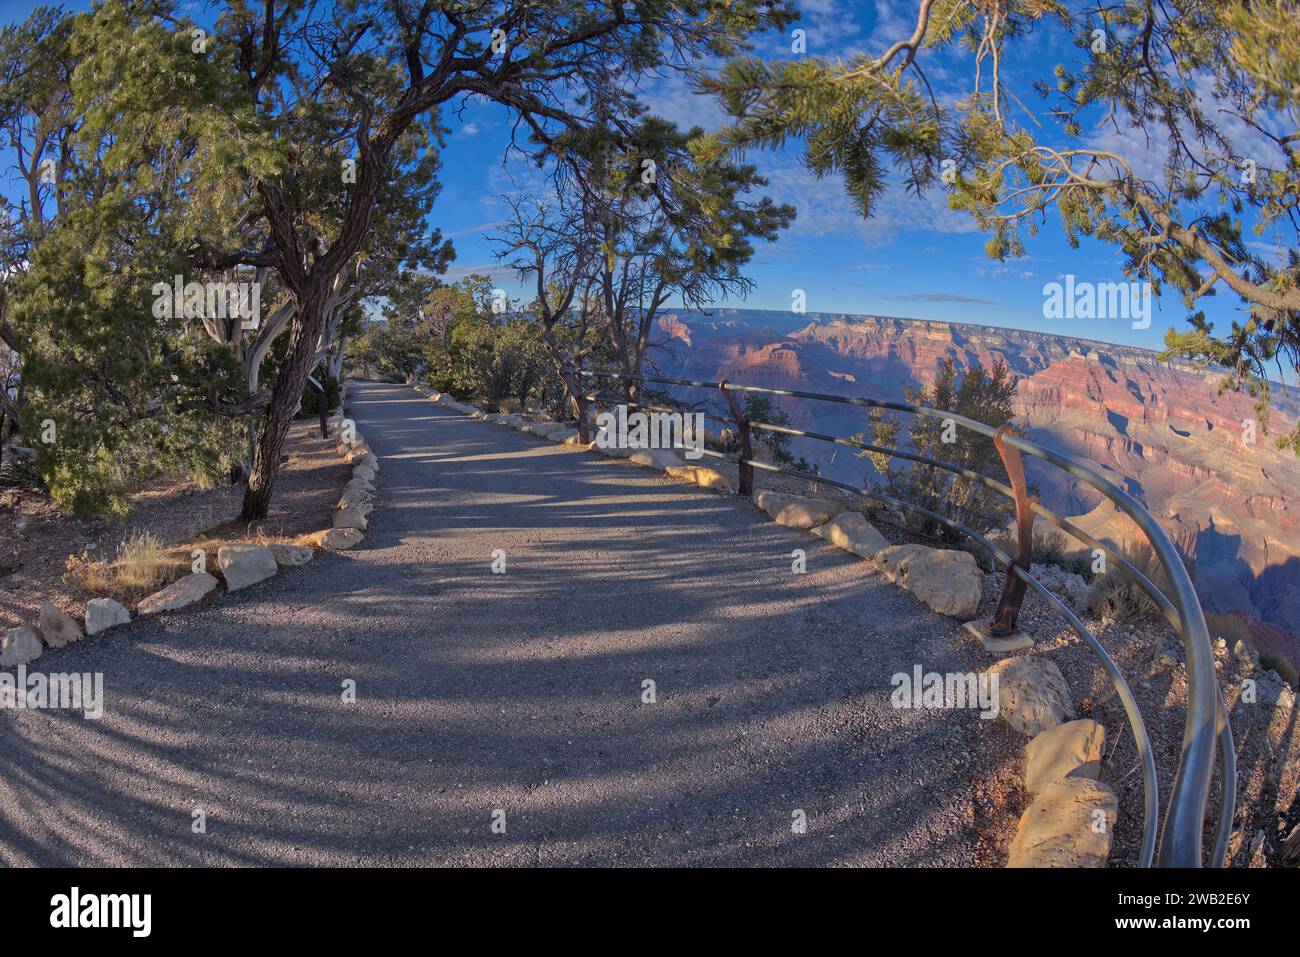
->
(217, 544), (278, 591)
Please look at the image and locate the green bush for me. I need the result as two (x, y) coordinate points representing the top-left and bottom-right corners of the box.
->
(855, 358), (1018, 545)
(742, 394), (819, 476)
(446, 319), (560, 410)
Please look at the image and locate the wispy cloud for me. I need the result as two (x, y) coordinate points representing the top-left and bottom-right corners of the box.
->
(441, 263), (517, 285)
(759, 157), (981, 247)
(888, 292), (999, 305)
(445, 221), (500, 239)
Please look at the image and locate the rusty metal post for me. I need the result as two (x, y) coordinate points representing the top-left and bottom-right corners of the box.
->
(719, 380), (753, 497)
(989, 425), (1035, 635)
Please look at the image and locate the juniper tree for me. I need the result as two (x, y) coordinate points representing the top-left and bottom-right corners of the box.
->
(498, 113), (794, 416)
(0, 6), (77, 447)
(193, 0), (796, 520)
(1, 5), (252, 514)
(492, 191), (603, 431)
(702, 0), (1300, 450)
(22, 0), (792, 519)
(854, 358), (1018, 543)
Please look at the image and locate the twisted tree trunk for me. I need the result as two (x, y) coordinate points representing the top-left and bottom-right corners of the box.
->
(241, 284), (328, 520)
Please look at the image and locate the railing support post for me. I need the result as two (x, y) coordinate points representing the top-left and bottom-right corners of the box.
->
(990, 426), (1035, 635)
(719, 380), (753, 497)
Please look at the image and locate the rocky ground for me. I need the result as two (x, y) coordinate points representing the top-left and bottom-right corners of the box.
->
(0, 418), (349, 631)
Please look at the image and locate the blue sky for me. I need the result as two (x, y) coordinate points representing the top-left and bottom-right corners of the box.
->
(2, 0), (1287, 358)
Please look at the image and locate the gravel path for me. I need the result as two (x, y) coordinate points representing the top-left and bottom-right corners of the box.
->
(0, 382), (1025, 867)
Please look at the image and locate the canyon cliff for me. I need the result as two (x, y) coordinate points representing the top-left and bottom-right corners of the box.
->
(650, 309), (1300, 647)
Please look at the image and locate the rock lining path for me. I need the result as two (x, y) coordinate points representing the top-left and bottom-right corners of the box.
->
(0, 382), (1022, 866)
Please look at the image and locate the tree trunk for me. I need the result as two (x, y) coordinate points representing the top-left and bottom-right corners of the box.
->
(539, 327), (588, 440)
(241, 286), (326, 521)
(329, 335), (347, 379)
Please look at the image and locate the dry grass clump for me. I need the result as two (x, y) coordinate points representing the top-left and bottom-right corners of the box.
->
(1087, 539), (1191, 622)
(64, 531), (186, 603)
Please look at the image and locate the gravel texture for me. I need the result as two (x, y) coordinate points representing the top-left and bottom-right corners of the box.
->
(0, 382), (1027, 867)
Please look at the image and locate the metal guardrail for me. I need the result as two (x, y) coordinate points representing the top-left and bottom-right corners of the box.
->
(565, 366), (1233, 868)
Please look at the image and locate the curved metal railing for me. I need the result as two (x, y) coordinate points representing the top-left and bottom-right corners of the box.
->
(565, 366), (1233, 868)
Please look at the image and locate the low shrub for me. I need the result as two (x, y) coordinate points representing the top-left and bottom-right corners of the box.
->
(1087, 539), (1190, 622)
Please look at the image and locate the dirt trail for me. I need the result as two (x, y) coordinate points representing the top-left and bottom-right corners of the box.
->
(0, 382), (1025, 866)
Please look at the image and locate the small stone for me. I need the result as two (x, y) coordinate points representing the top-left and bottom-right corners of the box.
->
(877, 544), (983, 619)
(85, 598), (131, 635)
(1, 625), (43, 667)
(628, 448), (681, 469)
(338, 486), (373, 509)
(1024, 719), (1106, 797)
(665, 465), (734, 494)
(1007, 777), (1117, 867)
(38, 600), (83, 648)
(333, 507), (369, 531)
(755, 490), (844, 529)
(1029, 562), (1090, 614)
(269, 544), (314, 567)
(138, 572), (219, 615)
(522, 420), (561, 436)
(988, 656), (1074, 736)
(1153, 637), (1182, 670)
(217, 544), (278, 591)
(811, 512), (888, 559)
(353, 465), (376, 483)
(320, 527), (364, 550)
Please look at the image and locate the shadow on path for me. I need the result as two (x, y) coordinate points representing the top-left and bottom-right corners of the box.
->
(0, 382), (1021, 866)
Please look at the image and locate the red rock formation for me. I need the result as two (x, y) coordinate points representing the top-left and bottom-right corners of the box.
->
(653, 309), (1300, 634)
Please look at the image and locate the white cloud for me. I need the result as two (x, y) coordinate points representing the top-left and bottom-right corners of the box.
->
(756, 154), (981, 247)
